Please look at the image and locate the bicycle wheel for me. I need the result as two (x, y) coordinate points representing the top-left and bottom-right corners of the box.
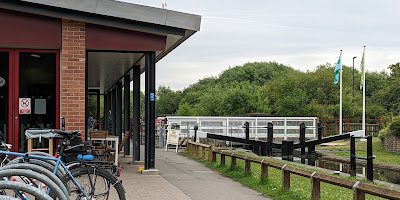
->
(59, 167), (125, 200)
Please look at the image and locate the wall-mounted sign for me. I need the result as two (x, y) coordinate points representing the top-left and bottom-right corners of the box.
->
(0, 77), (5, 87)
(19, 98), (31, 114)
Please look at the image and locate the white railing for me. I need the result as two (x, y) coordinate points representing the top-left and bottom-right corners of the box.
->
(158, 116), (318, 140)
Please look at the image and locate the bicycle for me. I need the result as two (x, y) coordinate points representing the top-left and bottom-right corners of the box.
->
(0, 129), (126, 200)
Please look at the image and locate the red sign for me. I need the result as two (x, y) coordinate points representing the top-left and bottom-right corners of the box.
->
(19, 98), (31, 114)
(156, 119), (161, 126)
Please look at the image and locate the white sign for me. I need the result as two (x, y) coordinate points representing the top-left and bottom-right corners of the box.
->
(165, 122), (181, 152)
(0, 77), (5, 87)
(19, 98), (31, 114)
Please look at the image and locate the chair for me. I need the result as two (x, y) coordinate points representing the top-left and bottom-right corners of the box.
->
(89, 130), (108, 161)
(107, 131), (130, 165)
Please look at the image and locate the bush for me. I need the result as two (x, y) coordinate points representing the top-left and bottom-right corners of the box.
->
(389, 115), (400, 137)
(378, 127), (390, 142)
(381, 115), (400, 142)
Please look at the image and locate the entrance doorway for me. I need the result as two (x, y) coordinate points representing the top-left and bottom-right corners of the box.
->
(0, 49), (59, 152)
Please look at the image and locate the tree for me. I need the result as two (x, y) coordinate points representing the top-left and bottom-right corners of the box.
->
(176, 103), (197, 116)
(156, 85), (182, 115)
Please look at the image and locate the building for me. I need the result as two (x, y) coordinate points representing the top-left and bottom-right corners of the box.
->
(0, 0), (201, 169)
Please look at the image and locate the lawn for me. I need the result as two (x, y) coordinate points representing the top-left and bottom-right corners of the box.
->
(316, 137), (400, 165)
(185, 150), (388, 200)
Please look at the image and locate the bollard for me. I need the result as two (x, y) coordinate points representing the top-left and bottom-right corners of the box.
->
(288, 140), (294, 161)
(318, 122), (323, 141)
(300, 123), (306, 164)
(267, 122), (273, 156)
(350, 136), (356, 177)
(308, 145), (316, 166)
(282, 140), (288, 160)
(244, 122), (250, 144)
(194, 124), (198, 143)
(367, 135), (373, 182)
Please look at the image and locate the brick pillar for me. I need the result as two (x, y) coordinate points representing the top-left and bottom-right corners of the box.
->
(61, 19), (86, 136)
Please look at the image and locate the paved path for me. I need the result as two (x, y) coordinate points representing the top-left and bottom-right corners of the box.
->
(119, 147), (271, 200)
(155, 149), (271, 200)
(120, 156), (191, 200)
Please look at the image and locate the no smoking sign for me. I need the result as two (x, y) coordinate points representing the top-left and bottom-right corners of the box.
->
(19, 98), (31, 114)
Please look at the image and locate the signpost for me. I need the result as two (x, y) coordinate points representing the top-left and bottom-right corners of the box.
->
(19, 98), (31, 114)
(165, 122), (180, 152)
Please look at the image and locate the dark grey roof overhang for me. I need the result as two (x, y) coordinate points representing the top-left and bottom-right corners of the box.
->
(0, 0), (201, 93)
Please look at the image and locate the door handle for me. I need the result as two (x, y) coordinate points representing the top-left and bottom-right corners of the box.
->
(15, 117), (18, 120)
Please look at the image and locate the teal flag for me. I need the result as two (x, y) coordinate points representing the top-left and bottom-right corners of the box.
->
(334, 51), (342, 84)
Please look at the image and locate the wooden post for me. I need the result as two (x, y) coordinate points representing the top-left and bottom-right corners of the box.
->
(322, 119), (327, 137)
(27, 139), (33, 152)
(221, 154), (226, 166)
(212, 151), (217, 162)
(261, 162), (268, 182)
(202, 146), (206, 160)
(196, 145), (200, 158)
(282, 165), (290, 190)
(208, 147), (213, 162)
(49, 139), (53, 155)
(311, 173), (320, 200)
(231, 155), (237, 170)
(353, 188), (365, 200)
(335, 119), (338, 135)
(378, 116), (382, 130)
(346, 119), (350, 133)
(244, 158), (251, 175)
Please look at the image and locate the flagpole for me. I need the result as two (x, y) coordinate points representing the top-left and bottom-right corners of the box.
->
(362, 46), (366, 135)
(340, 50), (343, 135)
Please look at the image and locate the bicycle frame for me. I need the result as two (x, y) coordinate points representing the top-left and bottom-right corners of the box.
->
(0, 150), (90, 199)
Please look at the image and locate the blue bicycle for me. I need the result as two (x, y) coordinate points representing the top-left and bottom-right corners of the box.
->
(0, 129), (125, 200)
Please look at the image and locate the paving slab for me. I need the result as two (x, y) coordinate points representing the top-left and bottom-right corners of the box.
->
(119, 144), (271, 200)
(155, 149), (271, 200)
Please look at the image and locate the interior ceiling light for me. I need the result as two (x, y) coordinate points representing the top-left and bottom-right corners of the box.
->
(30, 54), (40, 58)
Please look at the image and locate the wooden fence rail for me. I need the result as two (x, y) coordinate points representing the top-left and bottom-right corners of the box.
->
(187, 141), (400, 200)
(320, 117), (390, 137)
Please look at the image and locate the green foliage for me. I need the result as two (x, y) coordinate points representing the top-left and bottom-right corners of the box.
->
(176, 103), (197, 116)
(156, 85), (182, 115)
(154, 61), (399, 119)
(378, 127), (390, 142)
(389, 116), (400, 137)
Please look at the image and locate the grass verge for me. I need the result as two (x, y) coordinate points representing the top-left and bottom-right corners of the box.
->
(185, 150), (388, 200)
(316, 137), (400, 165)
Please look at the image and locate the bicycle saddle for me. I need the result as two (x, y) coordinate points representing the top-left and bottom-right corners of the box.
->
(52, 130), (81, 139)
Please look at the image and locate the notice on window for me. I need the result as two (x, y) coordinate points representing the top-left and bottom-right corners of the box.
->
(34, 99), (46, 114)
(19, 98), (31, 114)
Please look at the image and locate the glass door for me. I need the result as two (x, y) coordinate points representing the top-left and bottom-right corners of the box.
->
(0, 49), (59, 152)
(0, 51), (10, 144)
(17, 51), (59, 152)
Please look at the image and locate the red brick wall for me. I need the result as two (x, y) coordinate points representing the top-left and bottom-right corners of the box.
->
(384, 134), (400, 153)
(61, 19), (86, 136)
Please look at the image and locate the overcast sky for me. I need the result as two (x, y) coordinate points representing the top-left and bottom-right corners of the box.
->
(121, 0), (400, 91)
